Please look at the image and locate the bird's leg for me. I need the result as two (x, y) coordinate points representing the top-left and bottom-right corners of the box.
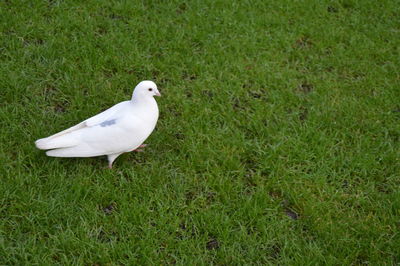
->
(133, 144), (148, 152)
(107, 159), (114, 169)
(107, 153), (121, 169)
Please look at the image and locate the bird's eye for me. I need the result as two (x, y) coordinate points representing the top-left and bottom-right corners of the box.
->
(148, 88), (153, 92)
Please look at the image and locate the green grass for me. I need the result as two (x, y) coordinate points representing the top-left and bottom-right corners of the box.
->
(1, 0), (399, 264)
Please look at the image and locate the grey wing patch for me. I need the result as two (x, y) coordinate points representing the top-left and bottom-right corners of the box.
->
(100, 119), (117, 127)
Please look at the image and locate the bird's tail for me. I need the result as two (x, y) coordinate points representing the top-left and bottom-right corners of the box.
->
(45, 144), (99, 158)
(35, 134), (78, 150)
(35, 122), (86, 150)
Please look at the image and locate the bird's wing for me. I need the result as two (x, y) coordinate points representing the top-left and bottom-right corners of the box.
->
(35, 101), (131, 150)
(46, 114), (145, 157)
(84, 101), (129, 127)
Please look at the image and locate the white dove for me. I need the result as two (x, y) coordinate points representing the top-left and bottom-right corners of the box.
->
(35, 80), (161, 168)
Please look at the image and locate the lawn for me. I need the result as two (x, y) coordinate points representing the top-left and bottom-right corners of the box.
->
(1, 0), (399, 264)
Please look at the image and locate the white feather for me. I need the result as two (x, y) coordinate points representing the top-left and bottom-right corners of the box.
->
(35, 80), (161, 167)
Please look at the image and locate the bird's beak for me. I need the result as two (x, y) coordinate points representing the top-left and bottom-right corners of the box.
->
(155, 91), (161, 97)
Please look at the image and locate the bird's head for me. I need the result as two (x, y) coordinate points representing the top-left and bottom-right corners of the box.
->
(132, 80), (161, 99)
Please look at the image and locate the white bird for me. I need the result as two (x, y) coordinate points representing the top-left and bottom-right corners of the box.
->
(35, 80), (161, 168)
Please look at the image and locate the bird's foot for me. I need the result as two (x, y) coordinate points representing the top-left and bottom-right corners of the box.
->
(133, 144), (148, 152)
